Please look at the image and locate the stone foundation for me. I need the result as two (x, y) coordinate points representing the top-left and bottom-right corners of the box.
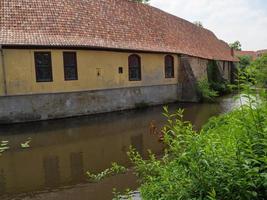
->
(0, 84), (179, 124)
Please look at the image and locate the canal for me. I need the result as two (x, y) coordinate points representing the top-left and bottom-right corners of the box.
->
(0, 95), (237, 200)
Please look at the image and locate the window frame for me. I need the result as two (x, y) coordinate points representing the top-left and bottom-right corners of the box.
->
(128, 54), (142, 81)
(165, 55), (175, 78)
(63, 52), (78, 81)
(34, 52), (53, 82)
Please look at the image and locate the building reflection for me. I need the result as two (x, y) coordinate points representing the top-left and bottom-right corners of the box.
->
(0, 107), (164, 199)
(0, 97), (233, 199)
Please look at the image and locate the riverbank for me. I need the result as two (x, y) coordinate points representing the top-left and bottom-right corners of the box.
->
(128, 89), (266, 199)
(0, 95), (238, 200)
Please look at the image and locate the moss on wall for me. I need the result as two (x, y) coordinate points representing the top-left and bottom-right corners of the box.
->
(207, 60), (230, 94)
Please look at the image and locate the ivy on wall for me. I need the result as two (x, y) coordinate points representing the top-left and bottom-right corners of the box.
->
(207, 60), (230, 95)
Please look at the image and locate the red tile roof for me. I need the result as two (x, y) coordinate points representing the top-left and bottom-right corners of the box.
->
(0, 0), (237, 61)
(257, 49), (267, 55)
(234, 50), (258, 60)
(235, 49), (267, 60)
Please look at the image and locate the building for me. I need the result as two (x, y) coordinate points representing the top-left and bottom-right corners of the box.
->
(256, 49), (267, 58)
(234, 49), (267, 60)
(234, 51), (258, 61)
(0, 0), (237, 123)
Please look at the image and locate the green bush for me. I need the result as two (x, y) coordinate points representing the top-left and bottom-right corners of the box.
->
(238, 55), (252, 69)
(207, 60), (231, 95)
(86, 162), (126, 182)
(197, 79), (218, 102)
(129, 89), (267, 199)
(250, 55), (267, 88)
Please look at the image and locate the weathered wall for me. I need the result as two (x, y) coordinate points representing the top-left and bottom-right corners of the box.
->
(0, 84), (179, 123)
(182, 56), (232, 83)
(187, 57), (209, 80)
(217, 61), (231, 81)
(185, 57), (232, 82)
(178, 56), (208, 102)
(0, 49), (5, 96)
(2, 49), (179, 95)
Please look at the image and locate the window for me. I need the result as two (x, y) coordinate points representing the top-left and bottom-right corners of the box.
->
(165, 55), (174, 78)
(34, 52), (53, 82)
(118, 67), (123, 74)
(63, 52), (78, 80)
(128, 54), (141, 81)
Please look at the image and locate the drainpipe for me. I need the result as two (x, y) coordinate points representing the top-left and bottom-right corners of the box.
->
(0, 45), (7, 95)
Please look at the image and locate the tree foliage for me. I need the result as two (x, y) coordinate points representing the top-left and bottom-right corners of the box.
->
(207, 60), (230, 95)
(249, 54), (267, 87)
(194, 21), (204, 28)
(197, 79), (218, 102)
(238, 55), (252, 69)
(229, 41), (242, 51)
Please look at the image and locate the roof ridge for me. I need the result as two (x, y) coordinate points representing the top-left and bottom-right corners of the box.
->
(0, 0), (237, 61)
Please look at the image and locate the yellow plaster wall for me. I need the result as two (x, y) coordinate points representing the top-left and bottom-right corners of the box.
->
(3, 49), (179, 96)
(0, 50), (5, 96)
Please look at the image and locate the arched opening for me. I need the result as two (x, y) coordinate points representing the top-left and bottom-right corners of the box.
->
(128, 54), (141, 81)
(165, 55), (174, 78)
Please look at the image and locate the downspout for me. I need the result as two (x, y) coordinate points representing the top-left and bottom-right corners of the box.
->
(0, 45), (7, 95)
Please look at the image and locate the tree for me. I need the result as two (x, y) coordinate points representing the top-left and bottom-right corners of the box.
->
(229, 41), (242, 51)
(238, 55), (252, 69)
(250, 54), (267, 87)
(193, 21), (203, 28)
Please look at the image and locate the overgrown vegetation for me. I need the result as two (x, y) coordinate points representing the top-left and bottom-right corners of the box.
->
(229, 40), (242, 51)
(127, 58), (267, 199)
(249, 54), (267, 87)
(237, 54), (267, 88)
(238, 55), (253, 69)
(197, 60), (230, 101)
(198, 42), (247, 100)
(113, 188), (136, 200)
(194, 21), (204, 28)
(197, 79), (218, 102)
(86, 162), (126, 182)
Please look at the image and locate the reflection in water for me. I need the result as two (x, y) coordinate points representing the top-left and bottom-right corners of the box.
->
(131, 134), (143, 157)
(43, 156), (60, 187)
(70, 152), (84, 183)
(0, 95), (237, 200)
(0, 169), (6, 194)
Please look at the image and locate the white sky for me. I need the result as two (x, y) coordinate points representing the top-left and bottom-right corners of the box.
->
(150, 0), (267, 51)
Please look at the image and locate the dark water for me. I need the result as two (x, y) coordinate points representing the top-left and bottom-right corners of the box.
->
(0, 96), (237, 200)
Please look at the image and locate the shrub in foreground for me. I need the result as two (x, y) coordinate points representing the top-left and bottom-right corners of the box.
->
(129, 93), (267, 199)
